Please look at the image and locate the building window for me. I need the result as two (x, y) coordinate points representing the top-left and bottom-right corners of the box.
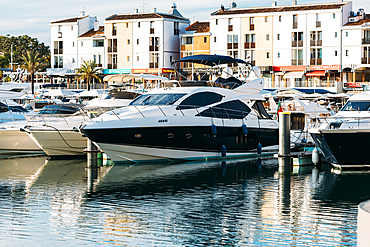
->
(204, 37), (207, 43)
(333, 13), (336, 19)
(72, 58), (75, 63)
(334, 32), (337, 38)
(277, 34), (280, 40)
(266, 34), (269, 41)
(267, 52), (270, 58)
(138, 22), (140, 27)
(137, 56), (139, 61)
(127, 39), (130, 45)
(71, 26), (73, 31)
(112, 23), (117, 36)
(137, 39), (139, 45)
(334, 50), (338, 56)
(126, 23), (129, 28)
(72, 41), (74, 47)
(81, 41), (83, 47)
(58, 25), (61, 32)
(216, 19), (218, 25)
(277, 52), (280, 58)
(174, 22), (179, 35)
(279, 16), (282, 22)
(346, 50), (349, 56)
(127, 56), (130, 62)
(214, 36), (217, 42)
(182, 37), (193, 45)
(170, 56), (173, 63)
(265, 16), (268, 22)
(346, 31), (348, 37)
(98, 55), (101, 65)
(93, 55), (97, 62)
(93, 40), (104, 47)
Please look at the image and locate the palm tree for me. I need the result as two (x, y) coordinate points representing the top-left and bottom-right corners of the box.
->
(21, 50), (45, 95)
(75, 60), (102, 91)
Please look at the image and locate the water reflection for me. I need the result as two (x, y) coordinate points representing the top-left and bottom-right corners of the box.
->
(0, 156), (368, 246)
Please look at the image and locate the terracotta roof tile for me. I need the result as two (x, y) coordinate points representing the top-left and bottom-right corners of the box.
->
(106, 12), (188, 21)
(212, 2), (348, 16)
(51, 16), (85, 24)
(185, 21), (210, 33)
(344, 14), (370, 26)
(79, 26), (105, 38)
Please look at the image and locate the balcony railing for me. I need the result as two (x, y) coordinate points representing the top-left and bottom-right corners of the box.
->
(362, 58), (369, 64)
(97, 64), (102, 67)
(112, 30), (117, 36)
(150, 28), (154, 34)
(233, 43), (238, 49)
(291, 59), (303, 66)
(293, 22), (298, 29)
(250, 24), (254, 31)
(250, 60), (256, 66)
(108, 47), (117, 53)
(244, 42), (249, 49)
(107, 64), (117, 69)
(310, 58), (322, 65)
(316, 21), (321, 28)
(149, 62), (158, 68)
(362, 38), (370, 44)
(292, 41), (297, 47)
(298, 40), (303, 47)
(54, 49), (59, 55)
(149, 46), (159, 52)
(54, 48), (63, 55)
(317, 40), (322, 46)
(54, 64), (63, 68)
(227, 43), (232, 49)
(228, 25), (233, 32)
(310, 40), (322, 46)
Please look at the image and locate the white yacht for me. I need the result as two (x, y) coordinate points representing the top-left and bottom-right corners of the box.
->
(309, 92), (370, 167)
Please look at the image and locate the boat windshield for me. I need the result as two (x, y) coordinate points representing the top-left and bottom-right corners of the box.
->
(129, 93), (186, 106)
(340, 101), (370, 111)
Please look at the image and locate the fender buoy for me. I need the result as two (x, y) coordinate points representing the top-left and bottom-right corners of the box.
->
(211, 124), (217, 136)
(221, 145), (226, 157)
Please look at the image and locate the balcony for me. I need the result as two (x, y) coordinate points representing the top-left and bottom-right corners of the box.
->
(310, 40), (322, 46)
(149, 62), (158, 68)
(150, 28), (154, 34)
(310, 58), (322, 65)
(227, 43), (232, 49)
(292, 41), (297, 47)
(149, 46), (159, 52)
(293, 22), (298, 29)
(233, 43), (238, 49)
(112, 30), (117, 36)
(228, 25), (233, 32)
(316, 21), (321, 28)
(54, 64), (63, 69)
(298, 40), (303, 47)
(53, 48), (63, 55)
(317, 40), (322, 46)
(244, 42), (255, 49)
(107, 64), (117, 69)
(108, 47), (117, 53)
(250, 24), (254, 31)
(291, 59), (303, 66)
(362, 58), (369, 64)
(362, 38), (370, 44)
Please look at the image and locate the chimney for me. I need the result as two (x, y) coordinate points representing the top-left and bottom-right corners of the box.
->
(80, 11), (85, 17)
(94, 20), (99, 31)
(151, 7), (157, 13)
(292, 0), (297, 6)
(272, 1), (277, 6)
(134, 8), (138, 13)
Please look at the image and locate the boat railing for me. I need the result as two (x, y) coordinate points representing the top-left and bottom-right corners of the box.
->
(307, 115), (370, 130)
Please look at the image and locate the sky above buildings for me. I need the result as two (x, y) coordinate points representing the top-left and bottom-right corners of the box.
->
(1, 0), (369, 46)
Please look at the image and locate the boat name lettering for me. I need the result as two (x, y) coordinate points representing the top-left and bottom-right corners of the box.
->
(158, 119), (168, 123)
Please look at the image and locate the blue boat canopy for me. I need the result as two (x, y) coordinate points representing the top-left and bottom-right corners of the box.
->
(172, 55), (247, 66)
(0, 68), (13, 72)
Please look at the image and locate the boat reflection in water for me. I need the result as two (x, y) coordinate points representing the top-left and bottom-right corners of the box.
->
(0, 157), (367, 246)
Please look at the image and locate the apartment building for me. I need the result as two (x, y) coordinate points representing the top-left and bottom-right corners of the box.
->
(208, 1), (355, 88)
(50, 12), (102, 74)
(104, 4), (189, 76)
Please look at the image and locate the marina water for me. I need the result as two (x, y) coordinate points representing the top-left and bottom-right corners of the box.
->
(0, 156), (368, 246)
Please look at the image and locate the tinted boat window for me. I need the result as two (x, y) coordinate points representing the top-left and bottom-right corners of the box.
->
(197, 100), (251, 119)
(341, 101), (370, 111)
(251, 101), (271, 119)
(9, 106), (28, 113)
(178, 92), (223, 109)
(0, 102), (9, 113)
(129, 94), (186, 106)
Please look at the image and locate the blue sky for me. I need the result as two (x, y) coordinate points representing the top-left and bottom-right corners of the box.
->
(1, 0), (369, 46)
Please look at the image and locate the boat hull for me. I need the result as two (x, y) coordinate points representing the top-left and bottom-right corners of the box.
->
(27, 130), (87, 157)
(311, 129), (370, 166)
(0, 129), (44, 154)
(83, 125), (279, 163)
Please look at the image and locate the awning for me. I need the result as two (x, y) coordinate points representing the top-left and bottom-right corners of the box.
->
(306, 70), (326, 76)
(283, 71), (304, 79)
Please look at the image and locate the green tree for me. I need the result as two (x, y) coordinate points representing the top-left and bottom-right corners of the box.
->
(21, 50), (47, 95)
(75, 60), (102, 91)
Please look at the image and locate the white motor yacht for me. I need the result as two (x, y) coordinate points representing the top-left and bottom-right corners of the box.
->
(309, 92), (370, 167)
